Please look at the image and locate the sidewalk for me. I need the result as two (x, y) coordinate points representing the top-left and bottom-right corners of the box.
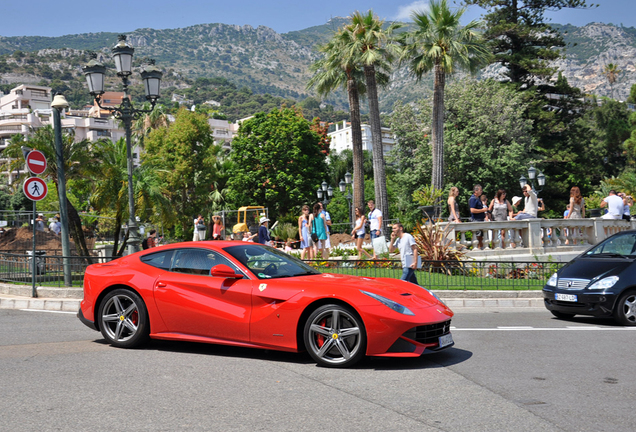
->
(0, 283), (544, 311)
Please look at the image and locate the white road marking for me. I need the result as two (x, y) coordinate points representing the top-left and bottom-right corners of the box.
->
(19, 309), (75, 315)
(452, 327), (636, 331)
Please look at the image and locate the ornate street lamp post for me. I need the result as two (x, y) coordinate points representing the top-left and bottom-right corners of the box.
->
(339, 171), (353, 227)
(83, 35), (163, 254)
(316, 180), (334, 206)
(519, 166), (546, 196)
(50, 93), (72, 286)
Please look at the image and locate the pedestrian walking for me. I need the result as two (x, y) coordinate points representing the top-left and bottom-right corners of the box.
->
(310, 203), (328, 259)
(388, 223), (419, 285)
(212, 215), (224, 240)
(257, 216), (273, 246)
(469, 185), (488, 249)
(298, 205), (313, 259)
(351, 207), (372, 260)
(367, 200), (383, 259)
(447, 187), (461, 222)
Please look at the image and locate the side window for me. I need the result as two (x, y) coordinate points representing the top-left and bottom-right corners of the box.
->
(170, 248), (244, 276)
(140, 250), (174, 270)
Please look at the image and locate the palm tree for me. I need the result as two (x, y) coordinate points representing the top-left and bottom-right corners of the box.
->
(131, 103), (170, 149)
(603, 63), (622, 99)
(400, 0), (490, 191)
(90, 138), (174, 256)
(344, 11), (400, 232)
(3, 127), (101, 260)
(307, 29), (366, 211)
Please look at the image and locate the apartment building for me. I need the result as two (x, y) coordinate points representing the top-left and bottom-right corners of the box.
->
(0, 85), (54, 184)
(327, 120), (395, 156)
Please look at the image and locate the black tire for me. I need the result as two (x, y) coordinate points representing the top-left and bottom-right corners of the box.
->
(303, 304), (366, 368)
(613, 290), (636, 326)
(550, 310), (576, 320)
(98, 289), (150, 348)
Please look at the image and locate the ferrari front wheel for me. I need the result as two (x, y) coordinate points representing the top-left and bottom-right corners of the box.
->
(303, 304), (366, 368)
(98, 289), (149, 348)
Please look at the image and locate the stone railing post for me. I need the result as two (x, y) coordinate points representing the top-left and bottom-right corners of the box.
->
(591, 219), (605, 245)
(527, 219), (544, 254)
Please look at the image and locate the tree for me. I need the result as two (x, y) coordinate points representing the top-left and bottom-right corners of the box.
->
(463, 0), (595, 85)
(603, 63), (622, 99)
(308, 29), (366, 210)
(400, 0), (490, 191)
(389, 79), (534, 224)
(3, 127), (100, 259)
(344, 10), (401, 231)
(143, 109), (220, 237)
(131, 103), (170, 149)
(226, 108), (328, 219)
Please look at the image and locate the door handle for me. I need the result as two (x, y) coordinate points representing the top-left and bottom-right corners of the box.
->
(156, 282), (167, 287)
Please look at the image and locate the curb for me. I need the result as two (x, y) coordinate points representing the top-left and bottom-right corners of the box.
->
(0, 295), (80, 312)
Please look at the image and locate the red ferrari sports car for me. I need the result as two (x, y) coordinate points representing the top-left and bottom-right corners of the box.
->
(78, 241), (454, 367)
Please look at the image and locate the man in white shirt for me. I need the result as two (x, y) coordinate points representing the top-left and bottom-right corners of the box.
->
(388, 223), (419, 285)
(49, 216), (61, 236)
(601, 190), (624, 219)
(514, 184), (539, 220)
(367, 200), (383, 259)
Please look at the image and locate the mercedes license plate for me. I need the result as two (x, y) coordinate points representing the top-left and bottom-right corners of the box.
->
(555, 293), (578, 302)
(439, 333), (453, 348)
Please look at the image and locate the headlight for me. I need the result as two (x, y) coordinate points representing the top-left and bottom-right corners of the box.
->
(361, 290), (415, 316)
(588, 276), (619, 290)
(547, 273), (558, 287)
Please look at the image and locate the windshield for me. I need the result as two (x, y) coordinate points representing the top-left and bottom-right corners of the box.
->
(223, 244), (321, 279)
(586, 232), (636, 257)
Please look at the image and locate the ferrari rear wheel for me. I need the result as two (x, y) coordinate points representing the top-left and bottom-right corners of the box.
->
(304, 304), (366, 368)
(99, 289), (149, 348)
(614, 290), (636, 326)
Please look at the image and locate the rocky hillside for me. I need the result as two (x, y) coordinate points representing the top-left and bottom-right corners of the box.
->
(0, 21), (634, 112)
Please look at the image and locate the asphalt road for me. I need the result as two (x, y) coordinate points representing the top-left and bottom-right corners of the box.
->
(1, 307), (634, 432)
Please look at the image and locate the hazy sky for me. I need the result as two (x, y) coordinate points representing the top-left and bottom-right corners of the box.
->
(1, 0), (632, 37)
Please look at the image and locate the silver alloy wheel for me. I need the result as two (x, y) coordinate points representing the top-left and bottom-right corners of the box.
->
(100, 293), (140, 342)
(306, 307), (362, 366)
(619, 293), (636, 324)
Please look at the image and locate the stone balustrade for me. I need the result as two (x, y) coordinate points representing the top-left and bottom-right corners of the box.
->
(439, 218), (635, 260)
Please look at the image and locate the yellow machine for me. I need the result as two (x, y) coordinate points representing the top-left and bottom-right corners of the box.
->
(232, 206), (266, 234)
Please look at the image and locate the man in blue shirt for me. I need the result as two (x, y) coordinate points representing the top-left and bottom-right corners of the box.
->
(257, 216), (273, 246)
(469, 184), (488, 249)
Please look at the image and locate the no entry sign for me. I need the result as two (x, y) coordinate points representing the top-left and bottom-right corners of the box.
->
(26, 150), (47, 175)
(23, 177), (48, 201)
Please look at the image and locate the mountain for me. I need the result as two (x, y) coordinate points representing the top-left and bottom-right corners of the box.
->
(1, 21), (635, 114)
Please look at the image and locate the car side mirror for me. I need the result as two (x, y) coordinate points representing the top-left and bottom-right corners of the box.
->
(210, 264), (243, 279)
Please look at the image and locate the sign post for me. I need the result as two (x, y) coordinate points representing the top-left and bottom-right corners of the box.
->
(23, 150), (48, 298)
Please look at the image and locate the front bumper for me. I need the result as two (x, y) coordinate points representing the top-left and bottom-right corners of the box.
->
(77, 307), (97, 331)
(543, 287), (617, 317)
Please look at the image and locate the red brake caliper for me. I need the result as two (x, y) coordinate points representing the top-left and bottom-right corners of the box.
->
(316, 318), (327, 347)
(131, 310), (139, 326)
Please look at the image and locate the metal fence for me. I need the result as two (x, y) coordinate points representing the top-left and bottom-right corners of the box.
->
(304, 259), (566, 290)
(0, 253), (115, 287)
(0, 249), (565, 291)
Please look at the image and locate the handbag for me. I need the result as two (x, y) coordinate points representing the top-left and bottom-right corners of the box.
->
(372, 235), (388, 255)
(311, 219), (319, 242)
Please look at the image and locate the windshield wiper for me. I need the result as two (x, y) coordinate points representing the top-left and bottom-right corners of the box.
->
(588, 252), (632, 259)
(291, 271), (320, 277)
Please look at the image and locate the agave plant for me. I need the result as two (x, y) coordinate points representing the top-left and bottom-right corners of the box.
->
(412, 220), (467, 275)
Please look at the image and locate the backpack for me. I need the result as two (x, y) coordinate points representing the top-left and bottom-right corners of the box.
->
(141, 237), (149, 250)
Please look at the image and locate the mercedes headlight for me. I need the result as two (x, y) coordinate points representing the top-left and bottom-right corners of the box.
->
(547, 273), (558, 287)
(588, 276), (619, 290)
(361, 290), (415, 316)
